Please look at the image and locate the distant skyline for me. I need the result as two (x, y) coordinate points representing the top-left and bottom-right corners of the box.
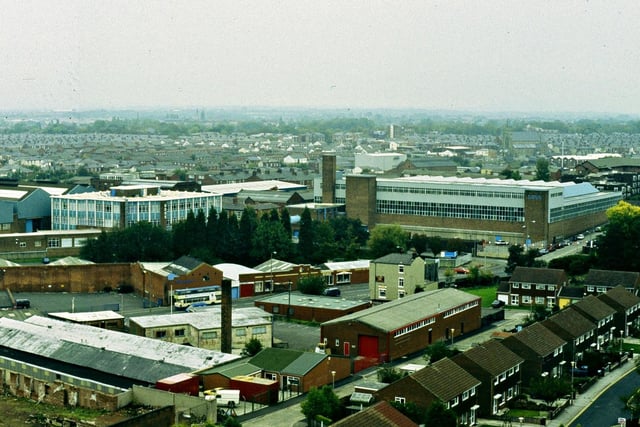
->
(1, 0), (639, 115)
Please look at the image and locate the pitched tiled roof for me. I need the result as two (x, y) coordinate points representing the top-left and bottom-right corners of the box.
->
(543, 309), (596, 338)
(505, 322), (566, 357)
(598, 285), (640, 310)
(332, 401), (418, 427)
(455, 340), (523, 376)
(569, 295), (617, 322)
(510, 267), (567, 285)
(374, 252), (419, 265)
(410, 357), (481, 402)
(585, 269), (640, 288)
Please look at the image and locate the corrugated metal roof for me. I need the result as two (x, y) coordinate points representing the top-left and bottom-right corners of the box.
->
(215, 263), (262, 282)
(0, 318), (236, 385)
(319, 259), (370, 271)
(21, 316), (238, 369)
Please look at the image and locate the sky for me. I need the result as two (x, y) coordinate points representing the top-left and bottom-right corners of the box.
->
(1, 0), (639, 115)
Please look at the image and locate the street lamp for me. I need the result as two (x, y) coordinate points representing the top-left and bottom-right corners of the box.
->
(620, 329), (624, 352)
(331, 370), (336, 389)
(270, 251), (277, 293)
(287, 281), (292, 319)
(570, 361), (576, 400)
(450, 328), (455, 346)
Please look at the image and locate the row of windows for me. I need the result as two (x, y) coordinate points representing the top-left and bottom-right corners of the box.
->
(377, 199), (524, 221)
(378, 185), (524, 199)
(393, 316), (435, 338)
(154, 326), (267, 339)
(511, 295), (556, 306)
(512, 283), (556, 291)
(549, 195), (620, 222)
(494, 364), (520, 385)
(443, 300), (479, 318)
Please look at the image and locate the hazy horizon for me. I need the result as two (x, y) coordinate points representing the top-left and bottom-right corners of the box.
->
(2, 1), (639, 116)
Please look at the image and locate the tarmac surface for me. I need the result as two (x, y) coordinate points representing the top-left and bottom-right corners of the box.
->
(239, 310), (640, 427)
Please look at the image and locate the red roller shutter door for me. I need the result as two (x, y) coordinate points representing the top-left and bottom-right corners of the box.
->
(358, 335), (379, 359)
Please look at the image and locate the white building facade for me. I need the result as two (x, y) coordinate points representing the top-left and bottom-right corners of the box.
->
(51, 185), (222, 230)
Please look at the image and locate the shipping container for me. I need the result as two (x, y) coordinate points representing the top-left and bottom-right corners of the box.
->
(229, 375), (279, 405)
(155, 373), (200, 396)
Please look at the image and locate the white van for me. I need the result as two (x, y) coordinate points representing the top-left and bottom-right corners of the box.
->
(204, 389), (240, 407)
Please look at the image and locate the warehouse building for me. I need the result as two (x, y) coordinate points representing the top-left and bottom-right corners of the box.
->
(320, 288), (481, 370)
(317, 154), (622, 247)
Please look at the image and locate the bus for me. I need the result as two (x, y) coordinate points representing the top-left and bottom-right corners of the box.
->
(173, 285), (221, 310)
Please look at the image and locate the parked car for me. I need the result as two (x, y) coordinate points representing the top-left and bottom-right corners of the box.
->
(15, 299), (30, 309)
(576, 233), (585, 240)
(323, 287), (341, 297)
(454, 266), (470, 274)
(495, 240), (510, 246)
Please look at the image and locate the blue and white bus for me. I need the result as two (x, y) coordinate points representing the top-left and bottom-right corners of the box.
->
(173, 285), (221, 310)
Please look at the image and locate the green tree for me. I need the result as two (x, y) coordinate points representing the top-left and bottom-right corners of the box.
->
(499, 168), (522, 180)
(534, 157), (551, 181)
(423, 341), (459, 364)
(300, 386), (342, 423)
(377, 366), (405, 383)
(297, 275), (326, 295)
(241, 337), (263, 357)
(280, 207), (292, 239)
(424, 400), (457, 427)
(368, 224), (408, 259)
(506, 245), (546, 273)
(237, 207), (259, 263)
(298, 207), (314, 263)
(328, 216), (368, 260)
(597, 201), (640, 272)
(251, 215), (291, 261)
(529, 376), (572, 410)
(311, 221), (337, 264)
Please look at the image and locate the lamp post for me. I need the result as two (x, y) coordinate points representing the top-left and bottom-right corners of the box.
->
(450, 328), (455, 346)
(331, 370), (336, 389)
(620, 329), (624, 352)
(270, 251), (276, 293)
(287, 281), (292, 319)
(570, 360), (576, 400)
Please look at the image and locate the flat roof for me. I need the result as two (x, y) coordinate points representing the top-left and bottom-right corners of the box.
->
(256, 292), (370, 311)
(129, 307), (272, 329)
(51, 189), (219, 201)
(48, 310), (124, 322)
(201, 180), (306, 196)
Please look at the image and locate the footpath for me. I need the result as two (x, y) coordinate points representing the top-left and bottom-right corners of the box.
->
(240, 312), (639, 427)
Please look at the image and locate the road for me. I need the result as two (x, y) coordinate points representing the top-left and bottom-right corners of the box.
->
(570, 368), (637, 427)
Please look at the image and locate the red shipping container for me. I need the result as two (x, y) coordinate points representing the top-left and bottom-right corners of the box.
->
(229, 375), (279, 405)
(155, 373), (200, 396)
